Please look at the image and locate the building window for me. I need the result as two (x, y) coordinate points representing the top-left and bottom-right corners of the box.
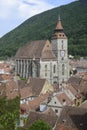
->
(45, 73), (47, 77)
(55, 109), (58, 113)
(45, 64), (47, 77)
(62, 43), (64, 49)
(61, 57), (64, 60)
(53, 65), (56, 73)
(62, 64), (65, 75)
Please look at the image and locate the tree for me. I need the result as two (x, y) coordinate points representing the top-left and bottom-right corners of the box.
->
(0, 96), (20, 130)
(29, 120), (52, 130)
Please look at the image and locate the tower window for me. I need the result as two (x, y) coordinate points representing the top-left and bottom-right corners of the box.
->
(62, 43), (64, 49)
(45, 65), (47, 70)
(53, 65), (56, 73)
(61, 57), (64, 60)
(62, 40), (63, 43)
(62, 64), (65, 75)
(45, 65), (47, 77)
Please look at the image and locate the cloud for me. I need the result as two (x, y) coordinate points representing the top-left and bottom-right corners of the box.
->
(18, 0), (54, 19)
(0, 0), (75, 37)
(0, 0), (55, 37)
(0, 0), (54, 20)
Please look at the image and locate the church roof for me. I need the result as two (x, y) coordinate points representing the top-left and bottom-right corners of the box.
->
(15, 40), (56, 60)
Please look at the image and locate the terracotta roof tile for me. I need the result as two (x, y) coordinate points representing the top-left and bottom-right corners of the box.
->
(20, 93), (51, 112)
(55, 124), (78, 130)
(27, 77), (46, 96)
(56, 106), (87, 129)
(56, 92), (72, 106)
(80, 100), (87, 109)
(43, 107), (57, 117)
(5, 80), (19, 99)
(55, 20), (63, 30)
(24, 111), (57, 129)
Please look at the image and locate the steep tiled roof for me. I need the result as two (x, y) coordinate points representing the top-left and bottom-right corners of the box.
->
(68, 76), (82, 86)
(15, 40), (46, 59)
(52, 18), (67, 39)
(80, 100), (87, 109)
(20, 93), (51, 112)
(79, 79), (87, 93)
(24, 111), (57, 129)
(18, 78), (51, 99)
(0, 80), (19, 99)
(41, 50), (56, 60)
(18, 80), (27, 89)
(65, 84), (77, 97)
(56, 92), (72, 106)
(55, 19), (63, 30)
(27, 77), (46, 96)
(5, 80), (19, 99)
(20, 87), (32, 99)
(55, 124), (78, 130)
(43, 107), (57, 117)
(15, 40), (56, 60)
(56, 106), (87, 130)
(0, 82), (6, 97)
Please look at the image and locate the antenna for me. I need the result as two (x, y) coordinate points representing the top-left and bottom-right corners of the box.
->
(58, 14), (61, 21)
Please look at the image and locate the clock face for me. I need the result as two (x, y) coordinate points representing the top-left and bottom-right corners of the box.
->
(60, 50), (65, 57)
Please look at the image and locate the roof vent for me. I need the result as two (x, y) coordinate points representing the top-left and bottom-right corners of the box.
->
(62, 119), (66, 123)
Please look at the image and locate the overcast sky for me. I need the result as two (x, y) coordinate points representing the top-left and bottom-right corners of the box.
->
(0, 0), (75, 37)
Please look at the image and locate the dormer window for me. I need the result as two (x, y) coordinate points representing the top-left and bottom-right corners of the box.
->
(47, 45), (49, 47)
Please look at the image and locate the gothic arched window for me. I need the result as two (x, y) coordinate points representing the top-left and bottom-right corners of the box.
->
(62, 64), (65, 75)
(45, 64), (47, 76)
(53, 65), (56, 73)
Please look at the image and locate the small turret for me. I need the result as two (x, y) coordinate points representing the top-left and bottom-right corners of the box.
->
(52, 16), (67, 39)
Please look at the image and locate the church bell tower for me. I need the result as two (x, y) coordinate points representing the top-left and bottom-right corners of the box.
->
(51, 16), (69, 84)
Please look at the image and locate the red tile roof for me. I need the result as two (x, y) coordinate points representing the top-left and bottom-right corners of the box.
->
(20, 93), (50, 111)
(24, 111), (57, 129)
(56, 106), (87, 130)
(15, 40), (56, 60)
(56, 92), (72, 106)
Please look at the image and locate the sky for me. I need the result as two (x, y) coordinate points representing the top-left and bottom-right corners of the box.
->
(0, 0), (75, 37)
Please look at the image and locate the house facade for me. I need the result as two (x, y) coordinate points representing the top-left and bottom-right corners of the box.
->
(15, 17), (69, 85)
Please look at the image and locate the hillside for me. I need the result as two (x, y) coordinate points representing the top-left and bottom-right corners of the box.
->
(0, 0), (87, 59)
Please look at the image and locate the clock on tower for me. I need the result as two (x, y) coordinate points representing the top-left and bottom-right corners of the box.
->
(60, 50), (65, 57)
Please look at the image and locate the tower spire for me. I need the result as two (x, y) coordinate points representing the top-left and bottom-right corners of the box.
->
(55, 15), (63, 31)
(51, 15), (67, 39)
(58, 14), (61, 21)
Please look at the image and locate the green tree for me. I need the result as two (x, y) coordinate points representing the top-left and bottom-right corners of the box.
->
(29, 120), (52, 130)
(0, 96), (20, 130)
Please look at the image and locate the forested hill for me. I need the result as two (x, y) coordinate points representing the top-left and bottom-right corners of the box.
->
(0, 0), (87, 59)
